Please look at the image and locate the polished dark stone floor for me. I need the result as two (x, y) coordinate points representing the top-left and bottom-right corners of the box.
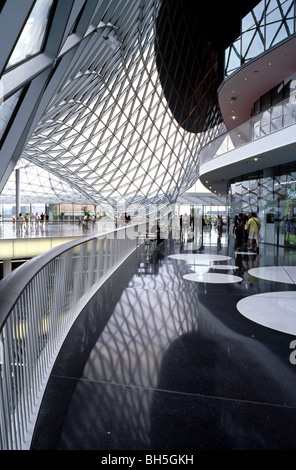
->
(31, 231), (296, 451)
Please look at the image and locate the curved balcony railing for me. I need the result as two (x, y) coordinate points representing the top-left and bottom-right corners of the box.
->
(199, 93), (296, 168)
(0, 223), (145, 450)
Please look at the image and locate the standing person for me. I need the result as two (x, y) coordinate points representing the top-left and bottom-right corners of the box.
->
(233, 213), (244, 251)
(243, 214), (249, 250)
(285, 206), (292, 243)
(247, 212), (261, 253)
(182, 212), (189, 241)
(151, 219), (161, 244)
(217, 215), (223, 238)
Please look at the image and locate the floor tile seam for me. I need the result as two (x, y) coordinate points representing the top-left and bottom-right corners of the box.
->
(50, 373), (296, 410)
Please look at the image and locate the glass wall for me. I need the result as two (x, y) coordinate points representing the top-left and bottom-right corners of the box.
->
(225, 0), (296, 77)
(229, 162), (296, 247)
(0, 203), (98, 221)
(177, 203), (227, 241)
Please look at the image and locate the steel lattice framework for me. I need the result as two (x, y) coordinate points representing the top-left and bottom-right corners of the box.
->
(0, 0), (253, 214)
(0, 0), (205, 215)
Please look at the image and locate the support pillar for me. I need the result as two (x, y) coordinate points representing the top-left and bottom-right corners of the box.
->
(3, 259), (11, 278)
(16, 168), (20, 217)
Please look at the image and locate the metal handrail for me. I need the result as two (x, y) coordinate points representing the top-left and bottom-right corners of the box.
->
(0, 223), (145, 450)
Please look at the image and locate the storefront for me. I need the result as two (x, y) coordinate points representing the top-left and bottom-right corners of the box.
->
(229, 161), (296, 248)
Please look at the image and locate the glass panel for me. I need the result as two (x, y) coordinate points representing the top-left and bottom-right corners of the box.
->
(268, 22), (290, 47)
(266, 0), (284, 23)
(0, 90), (22, 141)
(242, 0), (265, 32)
(271, 103), (284, 130)
(243, 27), (265, 61)
(241, 29), (262, 58)
(279, 0), (295, 17)
(225, 41), (241, 75)
(7, 0), (54, 69)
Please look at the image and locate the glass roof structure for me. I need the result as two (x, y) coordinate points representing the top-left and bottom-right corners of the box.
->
(0, 0), (256, 215)
(0, 159), (89, 204)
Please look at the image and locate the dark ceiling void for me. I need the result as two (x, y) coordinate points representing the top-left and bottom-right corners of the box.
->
(155, 0), (260, 133)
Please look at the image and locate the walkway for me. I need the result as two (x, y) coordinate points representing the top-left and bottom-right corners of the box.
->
(31, 231), (296, 450)
(0, 219), (115, 240)
(0, 219), (116, 269)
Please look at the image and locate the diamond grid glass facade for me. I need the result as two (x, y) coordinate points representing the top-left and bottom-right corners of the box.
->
(0, 159), (88, 204)
(0, 0), (208, 218)
(23, 26), (199, 209)
(225, 0), (296, 77)
(1, 0), (293, 223)
(0, 0), (231, 218)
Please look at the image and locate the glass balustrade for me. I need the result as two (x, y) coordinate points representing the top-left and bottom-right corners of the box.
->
(199, 93), (296, 167)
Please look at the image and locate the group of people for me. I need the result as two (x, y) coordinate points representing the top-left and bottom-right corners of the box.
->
(13, 212), (49, 222)
(233, 212), (261, 253)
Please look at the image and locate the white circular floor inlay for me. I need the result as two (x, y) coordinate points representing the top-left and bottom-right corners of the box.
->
(237, 291), (296, 335)
(183, 273), (243, 284)
(169, 254), (232, 264)
(249, 266), (296, 285)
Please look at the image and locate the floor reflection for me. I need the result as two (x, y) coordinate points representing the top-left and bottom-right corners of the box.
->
(31, 235), (296, 450)
(0, 220), (116, 239)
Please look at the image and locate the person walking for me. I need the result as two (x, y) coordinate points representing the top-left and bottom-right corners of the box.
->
(247, 212), (261, 253)
(217, 215), (223, 238)
(233, 213), (244, 251)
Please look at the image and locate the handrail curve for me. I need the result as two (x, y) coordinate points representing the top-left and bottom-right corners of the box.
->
(0, 223), (145, 450)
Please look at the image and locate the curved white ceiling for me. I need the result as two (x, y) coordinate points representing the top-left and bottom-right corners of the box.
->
(18, 0), (201, 211)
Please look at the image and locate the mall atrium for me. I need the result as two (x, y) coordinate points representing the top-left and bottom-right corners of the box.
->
(0, 0), (296, 451)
